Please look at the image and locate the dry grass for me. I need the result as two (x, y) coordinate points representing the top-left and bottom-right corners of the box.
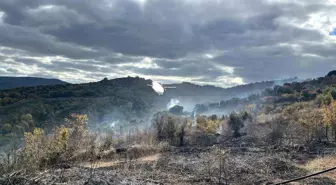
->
(305, 156), (336, 181)
(81, 153), (161, 168)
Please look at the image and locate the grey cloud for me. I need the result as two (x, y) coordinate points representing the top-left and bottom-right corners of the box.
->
(301, 43), (336, 58)
(0, 23), (102, 59)
(0, 0), (335, 85)
(125, 61), (228, 78)
(10, 57), (112, 74)
(6, 68), (19, 73)
(213, 44), (335, 83)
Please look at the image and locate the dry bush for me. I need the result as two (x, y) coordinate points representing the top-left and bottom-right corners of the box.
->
(152, 112), (191, 146)
(282, 103), (327, 146)
(187, 130), (220, 146)
(125, 144), (158, 161)
(100, 148), (116, 160)
(305, 156), (336, 181)
(322, 96), (336, 141)
(98, 131), (115, 151)
(69, 133), (100, 163)
(92, 126), (167, 162)
(0, 114), (93, 175)
(157, 141), (172, 152)
(121, 127), (157, 146)
(265, 118), (288, 147)
(196, 115), (221, 133)
(19, 128), (67, 172)
(195, 148), (309, 185)
(65, 113), (90, 153)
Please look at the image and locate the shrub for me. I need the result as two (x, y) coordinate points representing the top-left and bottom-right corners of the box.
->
(20, 128), (47, 171)
(2, 114), (89, 174)
(152, 111), (191, 145)
(169, 105), (184, 115)
(227, 111), (251, 137)
(266, 117), (288, 146)
(322, 97), (336, 140)
(281, 102), (326, 145)
(196, 115), (220, 133)
(65, 113), (89, 151)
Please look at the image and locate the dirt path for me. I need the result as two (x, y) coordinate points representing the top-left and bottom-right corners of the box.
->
(80, 153), (161, 168)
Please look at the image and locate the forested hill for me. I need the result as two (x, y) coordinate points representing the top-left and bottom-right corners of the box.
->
(0, 75), (299, 132)
(196, 71), (336, 115)
(0, 76), (299, 108)
(163, 77), (299, 100)
(0, 77), (159, 126)
(0, 77), (67, 90)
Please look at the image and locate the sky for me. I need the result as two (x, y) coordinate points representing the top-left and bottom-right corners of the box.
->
(0, 0), (336, 87)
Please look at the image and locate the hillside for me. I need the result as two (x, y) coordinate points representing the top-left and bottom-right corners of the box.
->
(196, 71), (336, 116)
(164, 77), (299, 99)
(0, 76), (300, 131)
(0, 77), (68, 90)
(0, 77), (159, 131)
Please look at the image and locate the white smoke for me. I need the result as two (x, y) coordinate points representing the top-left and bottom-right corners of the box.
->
(109, 120), (120, 128)
(167, 99), (180, 109)
(192, 110), (197, 127)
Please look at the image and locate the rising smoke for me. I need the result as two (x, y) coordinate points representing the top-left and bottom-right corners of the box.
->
(167, 99), (180, 110)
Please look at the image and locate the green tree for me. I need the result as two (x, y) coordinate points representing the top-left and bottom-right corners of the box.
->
(12, 125), (24, 135)
(228, 111), (251, 137)
(327, 70), (336, 77)
(228, 112), (244, 137)
(316, 94), (332, 105)
(3, 123), (12, 134)
(20, 114), (34, 129)
(169, 105), (184, 115)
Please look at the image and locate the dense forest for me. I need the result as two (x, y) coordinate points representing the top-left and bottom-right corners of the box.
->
(0, 77), (67, 90)
(0, 77), (159, 135)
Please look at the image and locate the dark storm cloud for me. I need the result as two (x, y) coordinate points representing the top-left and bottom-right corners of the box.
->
(0, 0), (335, 86)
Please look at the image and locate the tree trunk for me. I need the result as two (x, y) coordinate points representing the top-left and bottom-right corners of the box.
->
(179, 126), (185, 147)
(219, 154), (222, 185)
(326, 125), (329, 141)
(334, 126), (336, 141)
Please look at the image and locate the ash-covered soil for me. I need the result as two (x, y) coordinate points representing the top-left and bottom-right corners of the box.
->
(1, 143), (335, 185)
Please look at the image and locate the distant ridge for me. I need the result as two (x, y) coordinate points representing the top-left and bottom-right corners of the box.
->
(162, 77), (300, 99)
(0, 76), (68, 90)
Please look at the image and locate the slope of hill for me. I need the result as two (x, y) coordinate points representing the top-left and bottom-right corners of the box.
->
(0, 76), (300, 137)
(162, 77), (299, 111)
(0, 77), (159, 131)
(164, 77), (299, 98)
(0, 77), (68, 90)
(194, 72), (336, 116)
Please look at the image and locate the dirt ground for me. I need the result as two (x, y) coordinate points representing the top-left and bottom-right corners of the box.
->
(2, 147), (336, 185)
(1, 136), (336, 185)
